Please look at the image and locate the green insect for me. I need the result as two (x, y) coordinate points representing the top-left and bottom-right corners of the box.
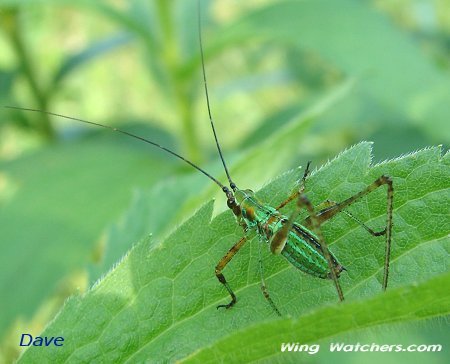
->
(6, 4), (394, 316)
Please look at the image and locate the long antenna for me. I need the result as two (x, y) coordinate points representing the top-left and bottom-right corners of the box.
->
(197, 1), (236, 190)
(5, 106), (229, 191)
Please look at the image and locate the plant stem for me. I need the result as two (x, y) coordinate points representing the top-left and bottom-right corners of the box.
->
(156, 0), (201, 163)
(4, 8), (55, 140)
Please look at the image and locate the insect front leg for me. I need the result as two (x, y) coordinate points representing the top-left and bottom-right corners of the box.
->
(215, 236), (248, 310)
(276, 161), (311, 210)
(269, 162), (312, 255)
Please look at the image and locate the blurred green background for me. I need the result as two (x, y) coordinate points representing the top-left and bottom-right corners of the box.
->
(0, 0), (448, 362)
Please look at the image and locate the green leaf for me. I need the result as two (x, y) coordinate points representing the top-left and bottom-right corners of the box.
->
(0, 133), (178, 335)
(51, 32), (134, 88)
(182, 271), (450, 363)
(18, 143), (449, 362)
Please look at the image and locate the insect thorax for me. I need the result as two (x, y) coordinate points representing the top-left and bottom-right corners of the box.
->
(236, 190), (283, 241)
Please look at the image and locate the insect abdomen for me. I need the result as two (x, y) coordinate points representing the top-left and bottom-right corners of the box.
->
(281, 224), (342, 279)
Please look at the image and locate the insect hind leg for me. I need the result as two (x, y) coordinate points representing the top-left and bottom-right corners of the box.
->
(311, 200), (387, 237)
(303, 175), (394, 291)
(297, 194), (345, 301)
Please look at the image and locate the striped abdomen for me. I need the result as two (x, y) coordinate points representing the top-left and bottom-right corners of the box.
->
(280, 224), (344, 279)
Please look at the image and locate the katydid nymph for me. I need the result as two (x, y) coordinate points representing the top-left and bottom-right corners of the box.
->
(5, 4), (394, 317)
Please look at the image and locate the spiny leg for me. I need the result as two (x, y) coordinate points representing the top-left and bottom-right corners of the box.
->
(343, 210), (386, 236)
(312, 200), (386, 237)
(276, 161), (311, 210)
(297, 195), (345, 301)
(258, 241), (282, 316)
(303, 175), (394, 290)
(215, 236), (248, 310)
(278, 165), (387, 237)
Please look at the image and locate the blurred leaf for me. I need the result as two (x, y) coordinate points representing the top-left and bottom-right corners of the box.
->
(0, 69), (16, 101)
(239, 103), (306, 149)
(88, 172), (204, 283)
(18, 143), (449, 362)
(51, 32), (134, 88)
(213, 0), (450, 142)
(0, 132), (178, 335)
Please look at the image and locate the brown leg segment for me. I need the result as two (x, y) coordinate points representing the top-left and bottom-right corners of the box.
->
(215, 236), (248, 310)
(297, 194), (345, 301)
(304, 175), (394, 290)
(258, 243), (282, 316)
(312, 200), (386, 237)
(276, 161), (311, 210)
